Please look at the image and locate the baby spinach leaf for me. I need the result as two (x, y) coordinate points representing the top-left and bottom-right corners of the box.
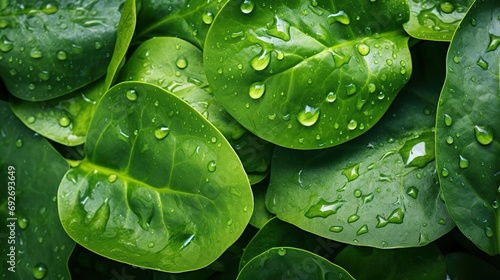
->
(334, 244), (446, 280)
(0, 0), (124, 101)
(238, 247), (353, 280)
(117, 37), (274, 174)
(57, 81), (253, 272)
(435, 0), (500, 255)
(266, 75), (454, 248)
(205, 0), (412, 149)
(134, 0), (229, 49)
(446, 252), (500, 278)
(249, 180), (274, 228)
(0, 101), (75, 279)
(10, 78), (105, 146)
(404, 0), (474, 41)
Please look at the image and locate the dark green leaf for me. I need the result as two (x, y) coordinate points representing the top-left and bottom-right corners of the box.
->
(446, 251), (500, 279)
(435, 0), (500, 255)
(205, 0), (412, 149)
(266, 72), (453, 248)
(10, 78), (105, 146)
(237, 247), (354, 280)
(0, 0), (124, 100)
(0, 101), (75, 279)
(57, 81), (253, 272)
(334, 244), (446, 280)
(404, 0), (475, 41)
(249, 180), (274, 228)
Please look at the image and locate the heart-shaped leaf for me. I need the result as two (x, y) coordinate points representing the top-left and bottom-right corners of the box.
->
(0, 101), (75, 279)
(204, 0), (412, 149)
(0, 0), (124, 101)
(435, 0), (500, 255)
(57, 81), (253, 272)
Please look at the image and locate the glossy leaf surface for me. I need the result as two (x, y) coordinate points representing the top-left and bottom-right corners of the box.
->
(266, 77), (454, 248)
(134, 0), (229, 49)
(10, 78), (105, 146)
(249, 180), (274, 228)
(0, 101), (75, 279)
(404, 0), (474, 41)
(334, 244), (446, 280)
(0, 0), (124, 101)
(117, 37), (273, 173)
(435, 0), (500, 255)
(205, 0), (412, 149)
(58, 82), (253, 272)
(237, 247), (354, 280)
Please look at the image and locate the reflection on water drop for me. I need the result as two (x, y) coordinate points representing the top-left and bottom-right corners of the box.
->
(154, 126), (170, 140)
(296, 105), (320, 127)
(249, 82), (266, 99)
(305, 199), (345, 218)
(207, 160), (217, 172)
(240, 0), (254, 14)
(474, 125), (494, 145)
(327, 11), (350, 25)
(329, 226), (343, 233)
(32, 263), (48, 280)
(126, 89), (138, 101)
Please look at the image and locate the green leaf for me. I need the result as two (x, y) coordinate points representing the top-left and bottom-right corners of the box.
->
(435, 0), (500, 255)
(0, 101), (75, 279)
(446, 251), (500, 279)
(204, 0), (412, 149)
(57, 81), (253, 272)
(266, 71), (454, 248)
(404, 0), (475, 41)
(133, 0), (229, 49)
(104, 0), (137, 90)
(249, 180), (274, 228)
(117, 37), (274, 173)
(238, 247), (354, 280)
(0, 0), (125, 101)
(10, 78), (105, 146)
(334, 244), (446, 280)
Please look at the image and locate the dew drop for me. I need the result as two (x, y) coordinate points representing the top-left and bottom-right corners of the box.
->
(305, 199), (345, 218)
(326, 92), (337, 103)
(347, 119), (358, 130)
(446, 136), (454, 144)
(357, 43), (370, 56)
(32, 263), (48, 280)
(42, 3), (58, 14)
(202, 11), (214, 25)
(406, 186), (419, 199)
(368, 83), (376, 93)
(342, 163), (360, 181)
(277, 248), (287, 256)
(30, 49), (43, 59)
(345, 83), (357, 95)
(296, 105), (320, 126)
(38, 70), (50, 81)
(148, 242), (155, 248)
(18, 217), (29, 229)
(440, 2), (455, 13)
(107, 174), (117, 183)
(347, 214), (360, 223)
(486, 34), (500, 52)
(453, 56), (460, 64)
(27, 116), (36, 124)
(329, 226), (343, 233)
(327, 11), (350, 25)
(353, 189), (362, 198)
(386, 59), (393, 66)
(250, 47), (271, 71)
(15, 138), (23, 148)
(207, 160), (217, 172)
(56, 50), (67, 60)
(444, 114), (453, 126)
(240, 0), (254, 14)
(492, 201), (499, 209)
(356, 224), (368, 236)
(58, 116), (71, 127)
(227, 218), (233, 226)
(266, 15), (291, 41)
(459, 155), (470, 169)
(154, 126), (170, 140)
(474, 125), (494, 145)
(376, 208), (404, 228)
(477, 57), (489, 70)
(441, 167), (449, 177)
(28, 84), (36, 90)
(0, 35), (13, 52)
(249, 82), (266, 99)
(175, 56), (188, 69)
(485, 227), (494, 238)
(276, 50), (285, 60)
(126, 89), (138, 101)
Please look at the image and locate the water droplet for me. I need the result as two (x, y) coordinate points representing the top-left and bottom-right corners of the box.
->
(399, 132), (434, 168)
(227, 218), (233, 226)
(18, 217), (29, 229)
(56, 50), (67, 60)
(154, 126), (170, 140)
(446, 136), (454, 144)
(342, 163), (360, 181)
(386, 59), (393, 66)
(266, 15), (291, 41)
(42, 3), (58, 14)
(487, 34), (500, 52)
(211, 137), (217, 143)
(30, 49), (43, 59)
(492, 201), (499, 209)
(249, 82), (266, 99)
(347, 119), (358, 130)
(485, 227), (494, 238)
(474, 125), (494, 145)
(347, 214), (360, 223)
(277, 248), (287, 256)
(345, 83), (357, 95)
(107, 174), (117, 183)
(453, 56), (460, 64)
(126, 89), (138, 101)
(459, 155), (469, 169)
(28, 84), (36, 91)
(477, 57), (489, 70)
(15, 138), (23, 148)
(0, 19), (8, 29)
(353, 189), (362, 198)
(406, 186), (419, 199)
(276, 50), (285, 60)
(376, 208), (404, 228)
(94, 41), (103, 50)
(440, 2), (455, 13)
(305, 199), (345, 218)
(38, 70), (50, 81)
(32, 263), (48, 279)
(58, 116), (71, 127)
(175, 56), (188, 69)
(202, 11), (214, 25)
(251, 47), (271, 71)
(356, 224), (368, 236)
(368, 83), (376, 93)
(148, 242), (155, 248)
(329, 226), (343, 233)
(240, 0), (254, 14)
(0, 35), (13, 52)
(441, 167), (449, 177)
(327, 11), (350, 25)
(444, 114), (453, 126)
(357, 43), (370, 56)
(207, 160), (217, 172)
(296, 105), (320, 126)
(326, 92), (337, 103)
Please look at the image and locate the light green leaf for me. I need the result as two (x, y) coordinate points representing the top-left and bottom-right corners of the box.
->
(57, 81), (253, 272)
(435, 0), (500, 255)
(0, 101), (75, 279)
(205, 0), (412, 149)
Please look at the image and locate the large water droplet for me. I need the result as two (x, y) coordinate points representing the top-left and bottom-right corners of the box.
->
(444, 114), (453, 126)
(347, 214), (360, 223)
(459, 155), (470, 169)
(15, 138), (23, 148)
(126, 89), (138, 101)
(32, 263), (48, 279)
(305, 198), (345, 218)
(30, 49), (43, 59)
(327, 11), (350, 25)
(18, 217), (29, 229)
(345, 83), (357, 95)
(56, 50), (67, 60)
(399, 132), (435, 168)
(342, 163), (360, 181)
(202, 11), (214, 25)
(406, 186), (419, 199)
(175, 56), (188, 69)
(42, 3), (58, 14)
(485, 227), (494, 238)
(357, 43), (370, 56)
(440, 2), (455, 13)
(326, 92), (337, 103)
(240, 0), (254, 14)
(207, 160), (217, 172)
(251, 47), (271, 71)
(0, 35), (13, 52)
(477, 57), (489, 70)
(266, 15), (291, 41)
(474, 125), (494, 145)
(329, 226), (343, 233)
(347, 119), (358, 130)
(277, 247), (287, 256)
(154, 126), (170, 140)
(356, 224), (368, 236)
(107, 174), (117, 183)
(487, 34), (500, 52)
(249, 82), (266, 99)
(296, 105), (320, 126)
(376, 208), (404, 228)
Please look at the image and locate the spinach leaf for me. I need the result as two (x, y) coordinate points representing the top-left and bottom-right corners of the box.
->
(205, 0), (412, 149)
(0, 0), (124, 101)
(404, 0), (474, 41)
(266, 68), (454, 248)
(334, 244), (446, 280)
(435, 0), (500, 255)
(0, 101), (75, 279)
(249, 180), (274, 228)
(57, 81), (253, 272)
(237, 247), (354, 280)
